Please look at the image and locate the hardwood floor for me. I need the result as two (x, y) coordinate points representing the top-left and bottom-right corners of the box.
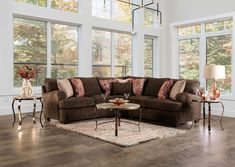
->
(0, 113), (235, 167)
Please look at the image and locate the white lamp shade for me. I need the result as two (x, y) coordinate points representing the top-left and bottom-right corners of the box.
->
(204, 65), (225, 79)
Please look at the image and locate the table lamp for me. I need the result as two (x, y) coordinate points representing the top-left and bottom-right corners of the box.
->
(204, 65), (225, 100)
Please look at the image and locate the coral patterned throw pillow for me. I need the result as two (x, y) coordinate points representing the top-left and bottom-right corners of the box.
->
(70, 78), (85, 97)
(132, 79), (145, 96)
(157, 79), (174, 99)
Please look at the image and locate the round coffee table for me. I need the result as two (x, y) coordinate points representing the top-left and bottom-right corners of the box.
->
(95, 103), (141, 136)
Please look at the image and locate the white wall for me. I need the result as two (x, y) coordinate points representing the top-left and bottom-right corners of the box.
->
(165, 0), (235, 117)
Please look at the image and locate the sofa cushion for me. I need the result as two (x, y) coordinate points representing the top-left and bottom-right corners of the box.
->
(111, 82), (133, 95)
(184, 80), (200, 94)
(70, 78), (85, 97)
(45, 78), (58, 92)
(77, 77), (102, 96)
(170, 80), (186, 100)
(99, 79), (117, 95)
(59, 97), (95, 109)
(157, 79), (174, 99)
(143, 78), (170, 96)
(146, 99), (183, 112)
(57, 79), (74, 98)
(129, 96), (154, 108)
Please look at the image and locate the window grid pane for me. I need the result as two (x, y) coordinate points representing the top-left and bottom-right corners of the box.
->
(144, 38), (153, 77)
(92, 30), (111, 77)
(15, 0), (47, 6)
(92, 0), (111, 19)
(14, 18), (47, 87)
(113, 0), (132, 23)
(178, 25), (201, 36)
(179, 38), (200, 80)
(144, 9), (154, 27)
(51, 23), (78, 78)
(51, 0), (78, 12)
(206, 35), (232, 93)
(205, 19), (232, 33)
(114, 32), (132, 77)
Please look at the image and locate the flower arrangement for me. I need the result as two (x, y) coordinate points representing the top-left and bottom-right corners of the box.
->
(17, 65), (37, 80)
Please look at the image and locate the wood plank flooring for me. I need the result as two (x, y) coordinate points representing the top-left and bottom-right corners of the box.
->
(0, 113), (235, 167)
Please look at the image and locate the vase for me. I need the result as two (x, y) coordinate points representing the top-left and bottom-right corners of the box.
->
(20, 78), (33, 96)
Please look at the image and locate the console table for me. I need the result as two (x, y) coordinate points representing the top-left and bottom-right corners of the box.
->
(12, 96), (43, 130)
(200, 99), (224, 132)
(95, 103), (141, 136)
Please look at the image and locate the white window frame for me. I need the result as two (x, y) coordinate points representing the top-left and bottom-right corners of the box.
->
(171, 13), (235, 100)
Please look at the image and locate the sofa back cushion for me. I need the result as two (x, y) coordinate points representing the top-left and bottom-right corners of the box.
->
(184, 80), (200, 94)
(44, 78), (58, 92)
(77, 77), (102, 96)
(170, 80), (186, 100)
(143, 78), (170, 96)
(99, 79), (117, 95)
(111, 82), (133, 95)
(57, 79), (74, 98)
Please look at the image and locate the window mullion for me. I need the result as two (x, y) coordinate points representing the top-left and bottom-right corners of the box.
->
(47, 0), (51, 8)
(111, 32), (115, 77)
(200, 23), (206, 88)
(232, 15), (235, 96)
(47, 22), (52, 78)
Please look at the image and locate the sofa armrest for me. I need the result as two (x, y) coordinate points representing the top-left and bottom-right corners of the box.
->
(175, 92), (195, 106)
(42, 90), (66, 119)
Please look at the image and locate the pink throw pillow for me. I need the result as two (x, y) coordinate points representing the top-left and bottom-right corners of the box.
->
(157, 79), (174, 99)
(70, 78), (85, 97)
(132, 79), (145, 96)
(99, 79), (117, 95)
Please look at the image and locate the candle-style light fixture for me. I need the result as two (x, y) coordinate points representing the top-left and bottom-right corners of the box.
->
(103, 0), (162, 34)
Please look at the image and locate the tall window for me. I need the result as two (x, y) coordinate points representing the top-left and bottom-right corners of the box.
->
(205, 19), (232, 93)
(92, 30), (132, 77)
(14, 18), (79, 87)
(14, 18), (47, 87)
(51, 24), (78, 78)
(144, 37), (153, 77)
(177, 19), (232, 93)
(92, 30), (111, 77)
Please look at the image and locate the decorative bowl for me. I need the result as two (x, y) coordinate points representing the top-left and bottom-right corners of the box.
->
(109, 98), (128, 106)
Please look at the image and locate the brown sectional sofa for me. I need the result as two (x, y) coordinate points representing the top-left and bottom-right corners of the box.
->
(42, 77), (201, 126)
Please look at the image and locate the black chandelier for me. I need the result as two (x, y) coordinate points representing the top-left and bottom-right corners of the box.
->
(103, 0), (162, 32)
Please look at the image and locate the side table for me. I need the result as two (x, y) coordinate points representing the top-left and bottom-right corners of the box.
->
(200, 99), (224, 132)
(12, 96), (43, 130)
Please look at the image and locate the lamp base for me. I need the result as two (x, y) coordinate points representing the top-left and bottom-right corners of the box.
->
(209, 81), (220, 100)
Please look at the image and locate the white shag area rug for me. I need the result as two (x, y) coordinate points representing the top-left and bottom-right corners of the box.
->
(52, 118), (186, 147)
